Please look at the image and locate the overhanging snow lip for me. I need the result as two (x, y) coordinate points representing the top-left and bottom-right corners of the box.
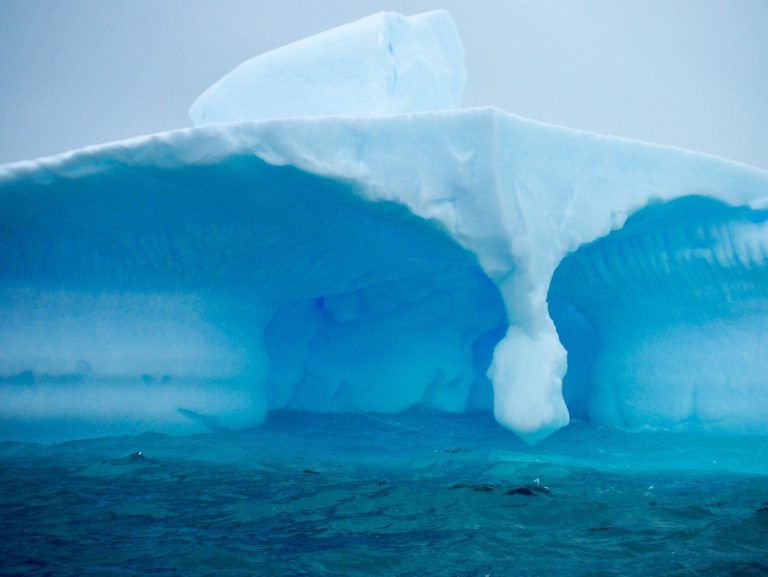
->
(5, 107), (767, 187)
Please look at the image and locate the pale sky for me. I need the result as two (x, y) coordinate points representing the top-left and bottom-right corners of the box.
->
(1, 0), (767, 169)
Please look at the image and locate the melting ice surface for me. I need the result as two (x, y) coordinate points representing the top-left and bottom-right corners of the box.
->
(1, 10), (768, 445)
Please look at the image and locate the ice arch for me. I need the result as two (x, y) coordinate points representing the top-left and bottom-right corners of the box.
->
(550, 195), (768, 433)
(2, 109), (768, 442)
(0, 150), (506, 439)
(4, 8), (768, 442)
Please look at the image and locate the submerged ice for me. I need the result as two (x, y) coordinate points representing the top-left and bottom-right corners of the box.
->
(1, 11), (767, 443)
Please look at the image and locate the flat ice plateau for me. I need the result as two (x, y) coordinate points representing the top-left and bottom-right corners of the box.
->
(1, 10), (767, 443)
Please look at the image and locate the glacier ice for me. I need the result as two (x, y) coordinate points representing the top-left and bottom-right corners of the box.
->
(1, 10), (768, 443)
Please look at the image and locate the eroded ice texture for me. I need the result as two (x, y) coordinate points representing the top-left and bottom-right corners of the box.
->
(189, 10), (465, 125)
(550, 196), (768, 433)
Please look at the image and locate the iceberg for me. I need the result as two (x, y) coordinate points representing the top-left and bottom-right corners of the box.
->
(1, 11), (767, 443)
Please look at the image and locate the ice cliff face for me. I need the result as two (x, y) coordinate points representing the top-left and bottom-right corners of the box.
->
(1, 11), (767, 442)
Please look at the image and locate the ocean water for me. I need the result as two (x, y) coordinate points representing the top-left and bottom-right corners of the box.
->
(1, 409), (767, 577)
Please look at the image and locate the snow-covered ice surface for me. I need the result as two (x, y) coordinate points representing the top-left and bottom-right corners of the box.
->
(1, 10), (768, 444)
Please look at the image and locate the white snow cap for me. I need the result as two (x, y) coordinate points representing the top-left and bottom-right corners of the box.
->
(189, 10), (465, 125)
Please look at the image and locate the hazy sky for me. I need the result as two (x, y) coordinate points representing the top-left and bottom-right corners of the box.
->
(1, 0), (767, 168)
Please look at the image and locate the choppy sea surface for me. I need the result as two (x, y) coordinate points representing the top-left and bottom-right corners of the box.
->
(1, 409), (767, 577)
